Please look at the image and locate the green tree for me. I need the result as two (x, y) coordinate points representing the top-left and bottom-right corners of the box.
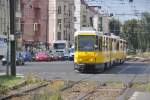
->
(121, 12), (150, 52)
(109, 18), (121, 35)
(141, 12), (150, 51)
(122, 19), (142, 51)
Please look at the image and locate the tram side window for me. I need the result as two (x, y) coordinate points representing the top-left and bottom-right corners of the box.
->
(110, 38), (112, 51)
(99, 37), (102, 51)
(120, 41), (123, 51)
(124, 42), (126, 52)
(114, 39), (116, 51)
(75, 37), (77, 51)
(116, 40), (119, 51)
(102, 37), (105, 51)
(106, 38), (109, 51)
(95, 36), (98, 50)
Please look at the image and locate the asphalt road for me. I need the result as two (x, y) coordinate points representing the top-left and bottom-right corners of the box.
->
(0, 61), (150, 84)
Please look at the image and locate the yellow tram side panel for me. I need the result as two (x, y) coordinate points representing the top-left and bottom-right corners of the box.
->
(110, 51), (117, 62)
(104, 51), (111, 63)
(116, 50), (121, 60)
(74, 51), (106, 64)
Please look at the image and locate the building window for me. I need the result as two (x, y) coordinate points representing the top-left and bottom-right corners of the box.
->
(82, 15), (86, 23)
(15, 18), (20, 32)
(99, 17), (103, 31)
(82, 25), (86, 27)
(21, 21), (24, 33)
(74, 17), (77, 22)
(21, 4), (24, 16)
(57, 32), (61, 40)
(16, 0), (21, 12)
(68, 23), (70, 28)
(63, 30), (66, 40)
(58, 6), (61, 14)
(69, 10), (71, 16)
(64, 18), (65, 27)
(90, 17), (93, 27)
(34, 8), (41, 19)
(64, 5), (66, 14)
(57, 19), (61, 30)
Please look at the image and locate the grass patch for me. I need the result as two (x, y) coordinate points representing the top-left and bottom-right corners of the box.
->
(49, 80), (65, 91)
(131, 82), (150, 92)
(105, 81), (125, 88)
(143, 52), (150, 58)
(31, 90), (62, 100)
(0, 75), (23, 93)
(25, 72), (48, 85)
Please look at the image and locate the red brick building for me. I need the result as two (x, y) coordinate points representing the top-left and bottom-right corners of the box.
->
(21, 0), (48, 48)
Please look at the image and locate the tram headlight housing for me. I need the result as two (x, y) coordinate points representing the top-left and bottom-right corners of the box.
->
(90, 58), (94, 62)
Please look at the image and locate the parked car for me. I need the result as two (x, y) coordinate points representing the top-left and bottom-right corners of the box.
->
(2, 52), (25, 66)
(63, 52), (70, 61)
(49, 52), (64, 61)
(56, 52), (64, 61)
(34, 51), (50, 61)
(22, 51), (32, 62)
(16, 52), (25, 65)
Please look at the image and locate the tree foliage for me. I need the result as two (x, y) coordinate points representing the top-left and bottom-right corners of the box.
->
(109, 18), (121, 36)
(122, 12), (150, 52)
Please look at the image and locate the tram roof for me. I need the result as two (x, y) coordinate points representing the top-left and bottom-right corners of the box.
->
(74, 31), (103, 37)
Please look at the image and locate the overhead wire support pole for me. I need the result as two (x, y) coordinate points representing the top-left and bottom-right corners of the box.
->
(9, 0), (16, 76)
(46, 0), (49, 50)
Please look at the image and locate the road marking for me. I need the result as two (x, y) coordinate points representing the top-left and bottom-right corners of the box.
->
(117, 64), (131, 74)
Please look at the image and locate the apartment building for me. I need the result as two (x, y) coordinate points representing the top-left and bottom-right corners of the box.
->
(74, 0), (96, 31)
(16, 0), (22, 49)
(0, 0), (9, 35)
(74, 0), (110, 33)
(21, 0), (48, 48)
(48, 0), (74, 44)
(0, 0), (21, 35)
(92, 8), (110, 33)
(0, 0), (22, 49)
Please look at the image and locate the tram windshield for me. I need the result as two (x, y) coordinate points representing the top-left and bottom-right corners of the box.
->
(78, 35), (97, 51)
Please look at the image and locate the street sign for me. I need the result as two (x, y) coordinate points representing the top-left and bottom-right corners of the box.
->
(10, 35), (14, 41)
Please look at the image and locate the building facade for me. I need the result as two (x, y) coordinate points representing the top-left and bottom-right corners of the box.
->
(74, 0), (96, 31)
(0, 0), (22, 49)
(74, 0), (110, 33)
(21, 0), (48, 49)
(16, 0), (22, 49)
(93, 8), (110, 33)
(48, 0), (74, 44)
(0, 0), (9, 35)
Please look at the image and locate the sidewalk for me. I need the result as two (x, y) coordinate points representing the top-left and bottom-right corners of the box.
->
(129, 92), (150, 100)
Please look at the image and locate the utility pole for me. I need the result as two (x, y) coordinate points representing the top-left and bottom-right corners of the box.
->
(9, 0), (16, 76)
(46, 0), (49, 50)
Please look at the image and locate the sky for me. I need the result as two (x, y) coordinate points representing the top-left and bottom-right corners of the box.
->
(86, 0), (150, 22)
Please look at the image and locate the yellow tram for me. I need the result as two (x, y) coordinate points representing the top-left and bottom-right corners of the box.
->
(74, 30), (127, 72)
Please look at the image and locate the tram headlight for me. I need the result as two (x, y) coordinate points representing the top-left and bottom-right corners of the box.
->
(79, 59), (82, 62)
(90, 58), (94, 62)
